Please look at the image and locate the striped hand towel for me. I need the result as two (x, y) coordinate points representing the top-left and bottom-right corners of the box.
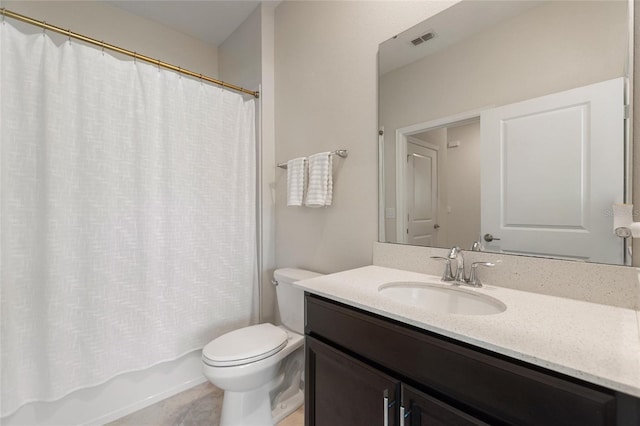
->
(287, 157), (307, 206)
(305, 152), (333, 207)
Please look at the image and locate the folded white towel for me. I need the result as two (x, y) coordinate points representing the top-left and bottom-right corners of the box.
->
(287, 157), (307, 206)
(305, 152), (333, 207)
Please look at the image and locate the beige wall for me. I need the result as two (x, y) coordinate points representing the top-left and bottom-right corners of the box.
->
(219, 6), (262, 91)
(381, 0), (627, 248)
(218, 4), (280, 323)
(257, 3), (279, 324)
(274, 1), (454, 274)
(2, 0), (219, 76)
(445, 122), (480, 248)
(381, 1), (626, 128)
(217, 5), (267, 321)
(259, 4), (278, 323)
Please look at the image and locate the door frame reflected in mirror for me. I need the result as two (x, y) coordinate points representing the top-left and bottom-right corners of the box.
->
(394, 108), (482, 247)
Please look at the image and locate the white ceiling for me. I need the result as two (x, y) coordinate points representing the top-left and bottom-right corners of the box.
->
(107, 1), (262, 47)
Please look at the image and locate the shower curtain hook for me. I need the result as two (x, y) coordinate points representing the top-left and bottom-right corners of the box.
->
(133, 52), (137, 64)
(199, 74), (203, 85)
(42, 21), (46, 37)
(101, 41), (105, 56)
(67, 29), (71, 44)
(178, 66), (182, 78)
(2, 9), (6, 24)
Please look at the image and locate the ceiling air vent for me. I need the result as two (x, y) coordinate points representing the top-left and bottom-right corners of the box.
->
(410, 32), (435, 47)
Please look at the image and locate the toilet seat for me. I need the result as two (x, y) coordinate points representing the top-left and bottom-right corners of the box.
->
(202, 323), (288, 367)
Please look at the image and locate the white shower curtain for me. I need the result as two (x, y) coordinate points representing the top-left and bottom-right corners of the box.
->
(0, 21), (257, 416)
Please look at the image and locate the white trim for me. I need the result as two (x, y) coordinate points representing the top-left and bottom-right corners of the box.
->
(256, 83), (263, 322)
(378, 127), (386, 242)
(625, 0), (633, 265)
(407, 136), (440, 151)
(395, 108), (486, 245)
(396, 108), (487, 137)
(395, 128), (408, 243)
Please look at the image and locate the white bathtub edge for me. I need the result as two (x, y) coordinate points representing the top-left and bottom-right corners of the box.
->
(91, 375), (208, 426)
(3, 350), (207, 426)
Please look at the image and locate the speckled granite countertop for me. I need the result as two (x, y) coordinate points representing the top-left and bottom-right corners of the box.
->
(294, 265), (640, 398)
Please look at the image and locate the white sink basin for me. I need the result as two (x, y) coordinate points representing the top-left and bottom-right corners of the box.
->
(378, 281), (506, 315)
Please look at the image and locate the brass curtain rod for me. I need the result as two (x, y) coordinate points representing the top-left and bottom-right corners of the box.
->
(0, 8), (260, 98)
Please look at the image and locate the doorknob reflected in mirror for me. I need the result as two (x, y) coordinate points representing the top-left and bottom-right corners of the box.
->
(434, 224), (440, 229)
(484, 233), (501, 242)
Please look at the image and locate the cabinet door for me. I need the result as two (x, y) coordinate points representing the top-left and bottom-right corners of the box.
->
(401, 384), (489, 426)
(306, 336), (400, 426)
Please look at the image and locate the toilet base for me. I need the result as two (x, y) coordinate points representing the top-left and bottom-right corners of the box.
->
(220, 383), (273, 426)
(272, 388), (303, 424)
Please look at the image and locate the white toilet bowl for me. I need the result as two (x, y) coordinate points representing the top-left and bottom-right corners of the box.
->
(201, 268), (321, 426)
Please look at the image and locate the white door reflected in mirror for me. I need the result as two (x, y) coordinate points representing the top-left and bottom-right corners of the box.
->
(406, 139), (439, 247)
(481, 78), (624, 264)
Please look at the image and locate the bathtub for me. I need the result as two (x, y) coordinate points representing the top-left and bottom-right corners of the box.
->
(1, 350), (206, 426)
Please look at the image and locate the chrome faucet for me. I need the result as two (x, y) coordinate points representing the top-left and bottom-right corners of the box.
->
(468, 262), (495, 287)
(432, 248), (496, 287)
(430, 256), (455, 281)
(448, 247), (496, 287)
(448, 246), (466, 283)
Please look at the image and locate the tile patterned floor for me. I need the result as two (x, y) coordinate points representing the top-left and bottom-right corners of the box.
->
(106, 382), (303, 426)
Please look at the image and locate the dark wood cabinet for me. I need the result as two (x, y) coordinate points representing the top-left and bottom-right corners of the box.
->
(401, 384), (488, 426)
(304, 293), (639, 426)
(305, 336), (399, 426)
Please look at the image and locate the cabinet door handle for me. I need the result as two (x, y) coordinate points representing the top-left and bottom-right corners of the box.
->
(383, 395), (389, 426)
(399, 405), (410, 425)
(383, 389), (397, 426)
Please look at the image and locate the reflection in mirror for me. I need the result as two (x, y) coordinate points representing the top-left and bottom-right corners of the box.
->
(378, 0), (631, 265)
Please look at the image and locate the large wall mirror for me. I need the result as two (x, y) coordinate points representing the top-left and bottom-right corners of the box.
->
(378, 0), (632, 266)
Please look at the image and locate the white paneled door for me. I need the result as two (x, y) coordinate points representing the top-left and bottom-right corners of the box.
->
(481, 77), (624, 263)
(406, 139), (439, 246)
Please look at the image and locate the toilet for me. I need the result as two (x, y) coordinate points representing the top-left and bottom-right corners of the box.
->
(202, 268), (321, 426)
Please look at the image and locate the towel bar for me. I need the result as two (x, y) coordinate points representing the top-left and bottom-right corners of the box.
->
(277, 150), (348, 169)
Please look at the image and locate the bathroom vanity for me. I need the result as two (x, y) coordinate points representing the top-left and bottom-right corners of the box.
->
(296, 266), (640, 426)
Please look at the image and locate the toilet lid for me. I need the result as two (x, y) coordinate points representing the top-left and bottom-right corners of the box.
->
(202, 323), (288, 367)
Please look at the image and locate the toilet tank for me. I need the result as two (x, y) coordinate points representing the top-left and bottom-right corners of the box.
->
(273, 268), (323, 334)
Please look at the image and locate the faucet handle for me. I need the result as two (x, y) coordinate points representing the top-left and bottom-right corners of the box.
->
(430, 256), (455, 281)
(468, 262), (495, 287)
